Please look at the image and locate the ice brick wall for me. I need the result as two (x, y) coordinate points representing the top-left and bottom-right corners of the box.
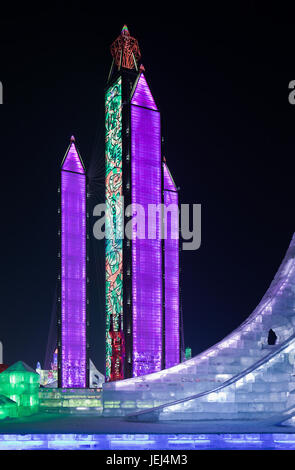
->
(103, 234), (295, 416)
(155, 336), (295, 421)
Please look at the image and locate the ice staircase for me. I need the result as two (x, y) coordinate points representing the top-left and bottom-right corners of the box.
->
(103, 233), (295, 418)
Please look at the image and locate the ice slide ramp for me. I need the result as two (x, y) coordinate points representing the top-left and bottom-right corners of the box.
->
(127, 333), (295, 422)
(103, 234), (295, 417)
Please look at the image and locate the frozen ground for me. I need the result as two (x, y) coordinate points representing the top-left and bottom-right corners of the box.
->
(0, 412), (294, 435)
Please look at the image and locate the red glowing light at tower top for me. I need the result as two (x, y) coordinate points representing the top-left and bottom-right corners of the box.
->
(110, 25), (141, 70)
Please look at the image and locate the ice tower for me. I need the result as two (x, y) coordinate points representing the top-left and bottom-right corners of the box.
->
(105, 26), (180, 381)
(58, 136), (88, 388)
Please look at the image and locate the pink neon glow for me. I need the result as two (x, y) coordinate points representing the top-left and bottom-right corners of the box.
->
(131, 74), (158, 110)
(164, 163), (180, 368)
(61, 142), (87, 388)
(61, 143), (85, 174)
(131, 74), (162, 376)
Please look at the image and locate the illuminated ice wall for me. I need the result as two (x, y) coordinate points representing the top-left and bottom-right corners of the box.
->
(131, 74), (162, 376)
(60, 141), (87, 388)
(105, 77), (124, 381)
(164, 164), (180, 368)
(103, 233), (295, 418)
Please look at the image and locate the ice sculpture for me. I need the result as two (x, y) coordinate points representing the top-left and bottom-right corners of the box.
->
(89, 359), (105, 388)
(128, 335), (295, 421)
(0, 361), (40, 417)
(60, 138), (87, 388)
(103, 233), (295, 420)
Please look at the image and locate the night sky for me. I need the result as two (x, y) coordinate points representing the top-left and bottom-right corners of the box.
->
(1, 4), (295, 373)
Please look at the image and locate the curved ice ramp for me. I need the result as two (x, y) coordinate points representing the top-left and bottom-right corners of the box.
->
(103, 234), (295, 416)
(126, 333), (295, 421)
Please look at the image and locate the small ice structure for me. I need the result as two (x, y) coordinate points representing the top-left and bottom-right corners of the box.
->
(89, 359), (105, 388)
(36, 367), (58, 387)
(0, 361), (39, 417)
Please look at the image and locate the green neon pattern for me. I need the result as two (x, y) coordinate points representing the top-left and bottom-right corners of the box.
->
(105, 77), (123, 381)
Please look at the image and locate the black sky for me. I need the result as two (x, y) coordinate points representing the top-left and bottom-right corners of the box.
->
(1, 4), (295, 373)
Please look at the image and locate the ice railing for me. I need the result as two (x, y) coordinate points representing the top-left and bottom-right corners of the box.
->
(126, 331), (295, 421)
(105, 234), (295, 389)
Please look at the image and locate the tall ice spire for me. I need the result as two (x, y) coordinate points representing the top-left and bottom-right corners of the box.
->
(58, 136), (88, 388)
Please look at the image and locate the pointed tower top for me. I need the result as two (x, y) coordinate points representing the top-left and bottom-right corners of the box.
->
(163, 163), (178, 192)
(131, 73), (157, 110)
(61, 138), (85, 174)
(110, 26), (141, 71)
(121, 25), (129, 35)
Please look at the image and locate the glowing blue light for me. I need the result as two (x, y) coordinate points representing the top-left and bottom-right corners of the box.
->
(0, 433), (294, 449)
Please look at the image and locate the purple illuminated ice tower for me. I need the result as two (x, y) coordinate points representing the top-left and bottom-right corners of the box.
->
(131, 74), (163, 376)
(163, 163), (180, 368)
(105, 26), (180, 380)
(58, 136), (87, 388)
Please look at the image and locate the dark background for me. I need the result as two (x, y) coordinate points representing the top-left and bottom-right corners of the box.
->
(0, 3), (295, 373)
